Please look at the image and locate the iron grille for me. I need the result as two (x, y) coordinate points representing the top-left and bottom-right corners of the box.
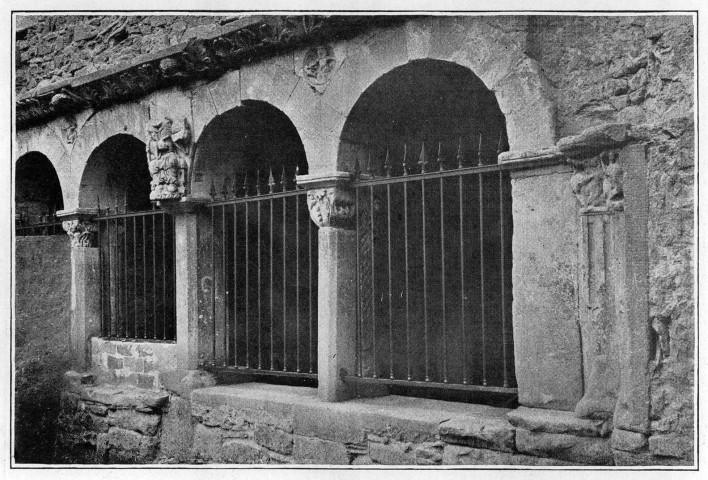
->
(352, 139), (516, 394)
(97, 208), (176, 341)
(202, 169), (318, 378)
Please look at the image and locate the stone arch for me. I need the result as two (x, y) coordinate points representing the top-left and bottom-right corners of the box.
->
(320, 16), (556, 171)
(15, 151), (64, 224)
(191, 100), (308, 199)
(78, 134), (151, 212)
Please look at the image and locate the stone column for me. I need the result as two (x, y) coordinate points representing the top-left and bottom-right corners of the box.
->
(58, 208), (100, 370)
(161, 199), (205, 370)
(298, 172), (357, 402)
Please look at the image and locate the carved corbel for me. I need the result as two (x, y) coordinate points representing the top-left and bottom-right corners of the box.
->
(146, 117), (193, 202)
(62, 219), (99, 248)
(306, 187), (356, 229)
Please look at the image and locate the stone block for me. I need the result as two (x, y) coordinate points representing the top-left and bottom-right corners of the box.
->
(85, 403), (108, 416)
(611, 429), (648, 452)
(414, 441), (444, 465)
(292, 435), (351, 465)
(293, 403), (365, 444)
(123, 356), (144, 373)
(648, 434), (691, 459)
(442, 444), (578, 466)
(104, 427), (159, 463)
(515, 429), (614, 465)
(107, 409), (161, 436)
(507, 406), (611, 437)
(557, 123), (630, 159)
(116, 343), (134, 357)
(369, 440), (415, 465)
(160, 396), (195, 461)
(220, 439), (269, 464)
(106, 355), (124, 370)
(192, 423), (224, 461)
(159, 369), (216, 398)
(439, 416), (516, 452)
(127, 373), (157, 390)
(254, 424), (293, 455)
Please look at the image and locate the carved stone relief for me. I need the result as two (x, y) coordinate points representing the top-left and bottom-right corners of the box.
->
(62, 219), (98, 247)
(570, 150), (625, 214)
(146, 117), (193, 201)
(306, 187), (355, 229)
(302, 45), (336, 94)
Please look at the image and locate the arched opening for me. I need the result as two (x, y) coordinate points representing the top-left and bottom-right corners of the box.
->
(193, 100), (308, 198)
(79, 134), (151, 212)
(339, 59), (515, 401)
(15, 152), (64, 232)
(339, 59), (507, 174)
(194, 101), (317, 382)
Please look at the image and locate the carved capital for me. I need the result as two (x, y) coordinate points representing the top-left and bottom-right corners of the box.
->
(306, 187), (356, 229)
(569, 150), (625, 214)
(62, 219), (99, 248)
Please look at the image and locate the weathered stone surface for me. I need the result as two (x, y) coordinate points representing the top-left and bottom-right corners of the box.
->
(648, 434), (691, 459)
(515, 429), (614, 465)
(103, 427), (160, 463)
(369, 440), (415, 465)
(293, 403), (365, 444)
(414, 442), (444, 465)
(159, 369), (216, 398)
(442, 444), (579, 466)
(160, 396), (194, 461)
(557, 123), (630, 159)
(220, 439), (269, 464)
(191, 423), (223, 461)
(79, 385), (169, 411)
(613, 449), (693, 467)
(292, 435), (350, 465)
(507, 406), (611, 437)
(254, 424), (293, 455)
(439, 416), (516, 452)
(611, 429), (648, 452)
(351, 455), (374, 465)
(106, 409), (161, 436)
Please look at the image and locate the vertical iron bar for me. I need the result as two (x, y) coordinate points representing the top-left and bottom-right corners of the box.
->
(355, 186), (361, 377)
(152, 214), (156, 339)
(296, 198), (301, 373)
(270, 198), (274, 371)
(479, 172), (487, 386)
(123, 217), (128, 338)
(370, 184), (377, 378)
(422, 177), (429, 382)
(282, 195), (287, 371)
(211, 206), (216, 362)
(257, 199), (262, 369)
(404, 176), (411, 381)
(162, 213), (167, 340)
(222, 205), (228, 367)
(233, 204), (238, 367)
(133, 217), (138, 338)
(387, 182), (394, 379)
(308, 201), (313, 374)
(245, 201), (250, 368)
(142, 215), (147, 338)
(459, 173), (467, 384)
(500, 170), (509, 388)
(98, 219), (104, 336)
(440, 175), (447, 383)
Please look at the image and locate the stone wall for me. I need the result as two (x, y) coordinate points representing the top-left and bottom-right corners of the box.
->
(14, 235), (72, 462)
(16, 15), (239, 95)
(91, 338), (181, 389)
(535, 15), (695, 463)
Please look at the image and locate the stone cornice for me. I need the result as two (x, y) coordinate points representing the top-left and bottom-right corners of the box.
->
(16, 15), (400, 129)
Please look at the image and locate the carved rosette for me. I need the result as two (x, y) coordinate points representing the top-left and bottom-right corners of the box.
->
(569, 150), (625, 214)
(146, 117), (193, 201)
(306, 187), (356, 229)
(62, 219), (99, 248)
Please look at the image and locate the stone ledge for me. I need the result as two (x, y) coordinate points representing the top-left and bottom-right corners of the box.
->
(507, 406), (612, 438)
(515, 428), (614, 465)
(77, 384), (169, 412)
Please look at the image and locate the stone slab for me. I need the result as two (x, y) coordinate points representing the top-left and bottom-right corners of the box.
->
(79, 384), (169, 411)
(292, 435), (350, 465)
(507, 406), (611, 437)
(611, 429), (648, 453)
(515, 428), (614, 465)
(442, 444), (579, 466)
(439, 415), (516, 453)
(369, 440), (415, 465)
(254, 424), (293, 455)
(106, 409), (161, 436)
